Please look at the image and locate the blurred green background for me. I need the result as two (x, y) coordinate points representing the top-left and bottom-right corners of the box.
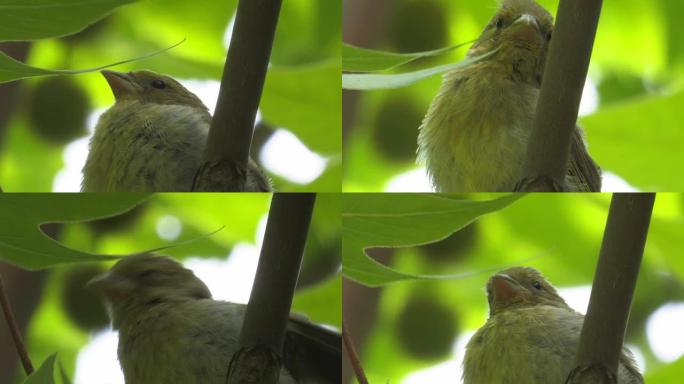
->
(342, 193), (684, 383)
(342, 0), (684, 192)
(0, 0), (341, 192)
(0, 193), (340, 383)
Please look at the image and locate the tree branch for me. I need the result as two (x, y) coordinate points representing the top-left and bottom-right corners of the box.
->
(0, 273), (34, 375)
(227, 193), (316, 383)
(194, 0), (282, 191)
(517, 0), (603, 191)
(566, 193), (655, 383)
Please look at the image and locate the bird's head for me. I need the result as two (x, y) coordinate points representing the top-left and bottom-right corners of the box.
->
(88, 253), (211, 328)
(469, 0), (554, 86)
(101, 69), (209, 111)
(485, 266), (569, 317)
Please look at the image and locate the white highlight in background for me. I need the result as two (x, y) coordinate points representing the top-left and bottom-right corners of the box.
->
(647, 302), (684, 363)
(52, 109), (104, 192)
(385, 167), (432, 192)
(579, 78), (599, 117)
(260, 129), (327, 184)
(601, 171), (639, 192)
(155, 215), (183, 241)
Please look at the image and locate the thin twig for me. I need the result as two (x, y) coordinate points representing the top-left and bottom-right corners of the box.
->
(566, 193), (655, 383)
(0, 274), (34, 375)
(343, 320), (368, 384)
(518, 0), (603, 191)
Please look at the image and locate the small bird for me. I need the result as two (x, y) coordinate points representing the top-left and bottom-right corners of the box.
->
(463, 267), (643, 384)
(88, 253), (340, 384)
(82, 70), (271, 192)
(418, 0), (601, 192)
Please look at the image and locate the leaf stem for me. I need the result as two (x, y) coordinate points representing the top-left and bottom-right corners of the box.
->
(343, 320), (368, 384)
(0, 273), (34, 375)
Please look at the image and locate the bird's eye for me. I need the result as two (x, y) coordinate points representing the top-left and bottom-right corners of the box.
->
(495, 17), (504, 29)
(532, 281), (543, 290)
(151, 79), (166, 89)
(546, 31), (552, 42)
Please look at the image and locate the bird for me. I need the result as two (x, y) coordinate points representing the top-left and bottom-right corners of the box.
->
(88, 253), (340, 384)
(417, 0), (601, 192)
(463, 267), (643, 384)
(82, 70), (272, 192)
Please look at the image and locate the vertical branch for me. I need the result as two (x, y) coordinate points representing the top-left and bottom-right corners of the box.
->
(517, 0), (603, 191)
(227, 193), (316, 383)
(195, 0), (282, 191)
(0, 274), (34, 375)
(566, 193), (655, 383)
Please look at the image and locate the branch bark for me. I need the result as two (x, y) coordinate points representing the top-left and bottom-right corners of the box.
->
(226, 193), (316, 383)
(194, 0), (282, 191)
(566, 193), (655, 383)
(517, 0), (603, 191)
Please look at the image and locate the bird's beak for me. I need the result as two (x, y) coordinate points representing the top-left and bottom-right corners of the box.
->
(508, 14), (542, 42)
(87, 270), (132, 301)
(487, 273), (524, 314)
(101, 70), (142, 101)
(514, 14), (540, 29)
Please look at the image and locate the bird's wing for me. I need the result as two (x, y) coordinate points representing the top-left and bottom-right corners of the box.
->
(568, 127), (602, 192)
(284, 316), (341, 384)
(619, 347), (645, 383)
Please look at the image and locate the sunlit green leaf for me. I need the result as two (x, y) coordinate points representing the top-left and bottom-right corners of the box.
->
(0, 40), (184, 84)
(342, 51), (492, 90)
(23, 353), (57, 384)
(342, 42), (470, 73)
(582, 90), (684, 191)
(0, 0), (135, 41)
(0, 194), (149, 269)
(261, 61), (340, 154)
(342, 194), (523, 286)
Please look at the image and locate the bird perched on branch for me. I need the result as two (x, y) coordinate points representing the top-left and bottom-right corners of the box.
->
(463, 267), (643, 384)
(418, 0), (601, 192)
(88, 253), (340, 384)
(82, 70), (271, 192)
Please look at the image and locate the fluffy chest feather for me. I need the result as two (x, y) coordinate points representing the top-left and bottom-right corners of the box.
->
(82, 102), (209, 192)
(418, 69), (538, 192)
(463, 306), (642, 384)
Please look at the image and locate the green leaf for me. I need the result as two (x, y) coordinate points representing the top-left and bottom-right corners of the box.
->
(261, 61), (340, 154)
(23, 353), (57, 384)
(581, 89), (684, 190)
(342, 194), (523, 286)
(341, 51), (493, 90)
(0, 0), (136, 41)
(0, 194), (149, 269)
(292, 276), (341, 327)
(0, 40), (184, 84)
(342, 42), (471, 73)
(58, 360), (72, 384)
